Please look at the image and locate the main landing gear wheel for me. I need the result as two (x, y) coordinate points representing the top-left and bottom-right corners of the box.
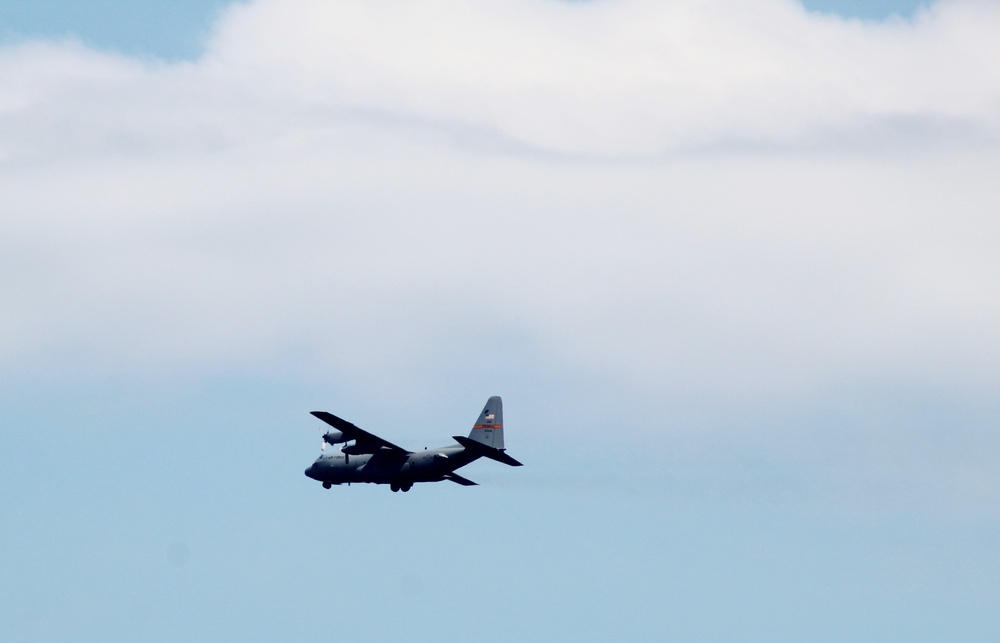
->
(322, 482), (332, 489)
(390, 482), (400, 492)
(401, 482), (412, 492)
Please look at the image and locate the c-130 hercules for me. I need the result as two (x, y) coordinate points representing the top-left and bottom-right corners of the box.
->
(304, 396), (522, 492)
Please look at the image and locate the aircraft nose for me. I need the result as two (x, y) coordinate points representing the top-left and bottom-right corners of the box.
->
(304, 464), (316, 479)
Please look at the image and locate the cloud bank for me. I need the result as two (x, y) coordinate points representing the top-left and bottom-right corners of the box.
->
(2, 1), (999, 508)
(202, 0), (1000, 155)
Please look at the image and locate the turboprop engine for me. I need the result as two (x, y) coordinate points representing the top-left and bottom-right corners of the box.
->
(322, 430), (350, 445)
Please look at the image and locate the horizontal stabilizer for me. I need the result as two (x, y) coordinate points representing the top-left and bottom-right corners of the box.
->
(453, 435), (523, 467)
(444, 472), (478, 486)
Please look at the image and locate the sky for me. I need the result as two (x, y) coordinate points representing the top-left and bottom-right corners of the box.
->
(1, 1), (999, 641)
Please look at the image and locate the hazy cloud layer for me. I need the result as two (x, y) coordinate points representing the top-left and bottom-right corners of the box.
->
(205, 0), (1000, 155)
(2, 0), (999, 508)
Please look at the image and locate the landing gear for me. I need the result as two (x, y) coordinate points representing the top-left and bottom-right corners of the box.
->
(322, 481), (332, 489)
(390, 481), (412, 492)
(400, 482), (412, 492)
(390, 482), (400, 492)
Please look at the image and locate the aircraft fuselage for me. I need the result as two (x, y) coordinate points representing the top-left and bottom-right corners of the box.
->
(304, 445), (477, 487)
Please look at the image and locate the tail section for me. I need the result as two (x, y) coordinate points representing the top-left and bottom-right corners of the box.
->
(454, 396), (521, 467)
(468, 396), (504, 450)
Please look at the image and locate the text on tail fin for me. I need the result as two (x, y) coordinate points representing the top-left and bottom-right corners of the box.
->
(467, 395), (503, 450)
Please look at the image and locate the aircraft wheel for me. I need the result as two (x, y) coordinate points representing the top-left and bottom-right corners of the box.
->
(322, 482), (332, 489)
(401, 482), (412, 492)
(390, 482), (399, 492)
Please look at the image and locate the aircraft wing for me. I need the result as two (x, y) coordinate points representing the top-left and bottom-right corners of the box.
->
(310, 411), (410, 456)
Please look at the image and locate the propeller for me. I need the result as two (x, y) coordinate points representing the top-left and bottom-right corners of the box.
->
(319, 429), (354, 453)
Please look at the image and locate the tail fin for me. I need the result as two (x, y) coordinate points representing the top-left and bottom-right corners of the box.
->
(468, 395), (503, 450)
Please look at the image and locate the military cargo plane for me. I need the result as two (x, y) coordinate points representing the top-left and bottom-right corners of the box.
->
(304, 396), (521, 492)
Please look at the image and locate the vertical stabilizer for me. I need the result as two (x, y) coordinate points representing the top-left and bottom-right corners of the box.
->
(468, 396), (504, 450)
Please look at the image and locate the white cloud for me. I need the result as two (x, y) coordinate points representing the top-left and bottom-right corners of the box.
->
(1, 1), (1000, 509)
(200, 0), (1000, 155)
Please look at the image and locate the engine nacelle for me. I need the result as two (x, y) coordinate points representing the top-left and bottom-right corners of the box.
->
(341, 443), (368, 455)
(323, 430), (350, 445)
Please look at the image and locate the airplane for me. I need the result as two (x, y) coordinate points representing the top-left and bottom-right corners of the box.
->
(304, 396), (522, 492)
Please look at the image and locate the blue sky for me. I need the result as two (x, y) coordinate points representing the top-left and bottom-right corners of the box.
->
(2, 1), (999, 642)
(0, 0), (235, 59)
